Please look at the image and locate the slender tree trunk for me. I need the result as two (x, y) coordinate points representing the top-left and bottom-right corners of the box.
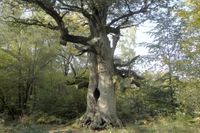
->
(81, 34), (121, 129)
(18, 65), (23, 115)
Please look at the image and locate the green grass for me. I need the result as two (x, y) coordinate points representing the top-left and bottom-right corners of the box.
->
(0, 117), (199, 133)
(49, 117), (200, 133)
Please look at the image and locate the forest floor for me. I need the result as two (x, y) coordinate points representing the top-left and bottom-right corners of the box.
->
(0, 117), (200, 133)
(49, 119), (200, 133)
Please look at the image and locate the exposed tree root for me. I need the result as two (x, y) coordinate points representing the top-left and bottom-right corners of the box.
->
(80, 112), (122, 130)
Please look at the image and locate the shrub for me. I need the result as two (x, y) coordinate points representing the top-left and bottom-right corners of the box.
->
(35, 79), (87, 121)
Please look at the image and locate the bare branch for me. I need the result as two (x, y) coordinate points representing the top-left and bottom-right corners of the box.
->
(125, 0), (131, 12)
(120, 18), (148, 28)
(108, 10), (145, 27)
(57, 0), (91, 18)
(60, 34), (92, 46)
(107, 1), (152, 27)
(3, 16), (59, 30)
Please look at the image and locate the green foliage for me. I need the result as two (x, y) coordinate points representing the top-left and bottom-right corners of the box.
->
(117, 72), (182, 123)
(117, 68), (200, 126)
(178, 0), (200, 28)
(0, 19), (87, 122)
(117, 89), (147, 123)
(35, 80), (87, 120)
(175, 0), (200, 78)
(11, 124), (48, 133)
(176, 79), (200, 116)
(0, 22), (60, 116)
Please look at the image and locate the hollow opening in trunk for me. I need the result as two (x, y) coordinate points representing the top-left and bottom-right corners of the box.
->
(93, 88), (100, 102)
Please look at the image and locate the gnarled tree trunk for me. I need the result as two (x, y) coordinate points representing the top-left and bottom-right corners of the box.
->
(81, 33), (122, 129)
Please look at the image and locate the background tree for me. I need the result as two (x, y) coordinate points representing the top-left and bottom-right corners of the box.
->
(0, 19), (87, 122)
(177, 0), (200, 78)
(145, 4), (183, 112)
(0, 22), (58, 118)
(173, 0), (200, 116)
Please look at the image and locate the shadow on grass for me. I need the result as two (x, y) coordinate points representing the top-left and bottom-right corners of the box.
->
(1, 118), (200, 133)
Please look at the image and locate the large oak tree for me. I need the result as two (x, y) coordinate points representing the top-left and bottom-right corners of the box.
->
(1, 0), (168, 129)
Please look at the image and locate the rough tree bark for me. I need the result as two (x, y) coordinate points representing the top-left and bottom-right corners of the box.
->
(81, 38), (122, 130)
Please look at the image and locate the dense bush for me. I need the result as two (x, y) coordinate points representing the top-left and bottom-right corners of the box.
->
(176, 79), (200, 117)
(35, 86), (87, 120)
(117, 76), (180, 123)
(31, 71), (87, 122)
(116, 72), (200, 125)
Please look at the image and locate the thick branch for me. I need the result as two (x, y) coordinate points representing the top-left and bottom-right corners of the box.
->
(115, 55), (140, 67)
(27, 0), (64, 28)
(4, 16), (91, 46)
(115, 68), (144, 80)
(66, 78), (89, 89)
(113, 55), (143, 86)
(114, 68), (143, 87)
(61, 34), (92, 46)
(24, 0), (92, 46)
(106, 26), (120, 34)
